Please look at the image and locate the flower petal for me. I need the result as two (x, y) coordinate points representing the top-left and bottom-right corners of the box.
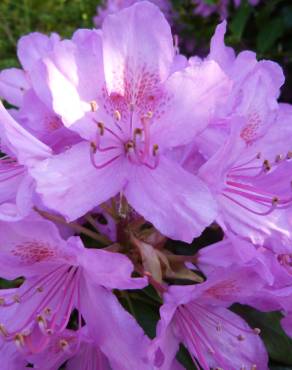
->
(125, 157), (217, 242)
(30, 142), (127, 221)
(102, 1), (174, 96)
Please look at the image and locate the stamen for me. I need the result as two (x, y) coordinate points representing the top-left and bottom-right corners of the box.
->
(251, 365), (257, 370)
(90, 142), (97, 153)
(44, 307), (52, 316)
(114, 110), (121, 121)
(152, 144), (159, 156)
(263, 159), (271, 172)
(59, 339), (69, 352)
(97, 122), (105, 136)
(275, 154), (284, 163)
(287, 151), (292, 159)
(0, 297), (5, 305)
(36, 286), (43, 293)
(14, 333), (25, 348)
(125, 141), (135, 153)
(89, 100), (98, 112)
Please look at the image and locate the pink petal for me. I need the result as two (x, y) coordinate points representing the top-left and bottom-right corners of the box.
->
(125, 157), (217, 242)
(30, 142), (127, 221)
(0, 68), (29, 106)
(102, 1), (174, 96)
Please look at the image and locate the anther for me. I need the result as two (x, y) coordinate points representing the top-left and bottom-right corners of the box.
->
(46, 329), (53, 335)
(44, 307), (52, 316)
(0, 324), (8, 337)
(146, 111), (153, 119)
(89, 100), (98, 112)
(272, 197), (279, 206)
(237, 334), (245, 341)
(14, 333), (25, 348)
(152, 144), (159, 156)
(0, 297), (5, 305)
(275, 154), (283, 163)
(263, 159), (271, 172)
(253, 328), (261, 335)
(59, 339), (69, 352)
(36, 286), (43, 293)
(90, 142), (97, 153)
(287, 151), (292, 159)
(256, 152), (261, 159)
(114, 110), (121, 121)
(251, 365), (257, 370)
(125, 141), (135, 152)
(97, 122), (105, 135)
(37, 315), (47, 326)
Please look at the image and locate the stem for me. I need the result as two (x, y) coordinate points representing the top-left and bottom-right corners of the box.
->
(34, 208), (110, 246)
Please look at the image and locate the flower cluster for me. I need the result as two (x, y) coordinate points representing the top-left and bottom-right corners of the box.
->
(0, 2), (291, 369)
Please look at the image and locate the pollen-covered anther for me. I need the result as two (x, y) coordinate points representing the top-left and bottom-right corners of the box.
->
(152, 144), (159, 156)
(89, 100), (98, 112)
(97, 121), (105, 135)
(286, 151), (292, 159)
(134, 128), (142, 141)
(263, 159), (271, 172)
(59, 339), (69, 352)
(253, 327), (261, 335)
(36, 286), (43, 293)
(237, 334), (245, 341)
(44, 307), (52, 316)
(14, 333), (25, 348)
(114, 110), (121, 121)
(90, 141), (97, 153)
(36, 315), (47, 328)
(0, 324), (8, 337)
(272, 197), (279, 206)
(275, 154), (284, 163)
(125, 141), (135, 153)
(0, 297), (5, 305)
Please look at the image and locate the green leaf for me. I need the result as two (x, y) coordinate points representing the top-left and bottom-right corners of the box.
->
(256, 17), (285, 54)
(233, 305), (292, 365)
(177, 344), (196, 369)
(229, 1), (252, 42)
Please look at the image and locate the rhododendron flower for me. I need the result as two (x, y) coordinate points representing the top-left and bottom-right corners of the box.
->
(198, 112), (292, 244)
(194, 21), (285, 158)
(152, 267), (268, 370)
(16, 2), (232, 242)
(0, 215), (149, 368)
(0, 32), (81, 221)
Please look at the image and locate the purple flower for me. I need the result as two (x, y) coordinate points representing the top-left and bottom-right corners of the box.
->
(152, 266), (268, 369)
(10, 2), (232, 242)
(0, 215), (149, 368)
